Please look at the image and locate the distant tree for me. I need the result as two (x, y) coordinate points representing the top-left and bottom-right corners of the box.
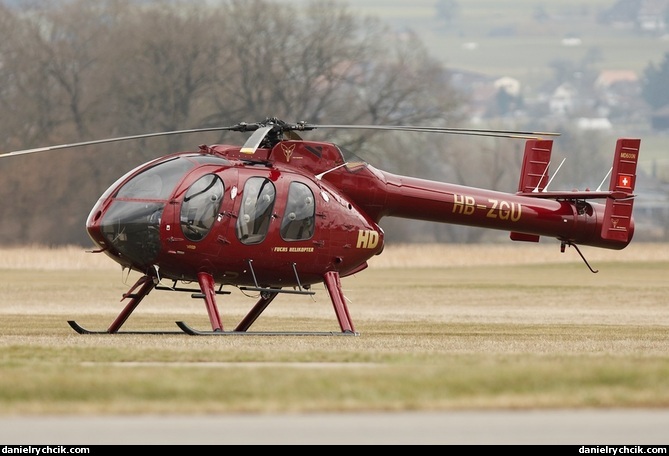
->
(641, 52), (669, 110)
(435, 0), (460, 27)
(204, 0), (464, 148)
(0, 0), (466, 246)
(597, 0), (642, 24)
(532, 5), (549, 22)
(0, 5), (66, 149)
(102, 1), (223, 152)
(494, 88), (518, 116)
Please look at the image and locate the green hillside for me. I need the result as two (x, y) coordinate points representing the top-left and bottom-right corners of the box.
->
(332, 0), (666, 80)
(288, 0), (667, 177)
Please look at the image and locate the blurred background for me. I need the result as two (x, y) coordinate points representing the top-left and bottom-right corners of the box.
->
(1, 0), (667, 246)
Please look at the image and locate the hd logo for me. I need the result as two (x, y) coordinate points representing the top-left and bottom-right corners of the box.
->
(356, 229), (379, 249)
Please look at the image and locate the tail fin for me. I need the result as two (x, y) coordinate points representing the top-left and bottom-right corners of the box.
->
(510, 139), (553, 242)
(600, 138), (640, 242)
(516, 138), (554, 193)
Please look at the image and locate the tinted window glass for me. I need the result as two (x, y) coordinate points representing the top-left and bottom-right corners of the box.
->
(180, 174), (224, 241)
(280, 182), (315, 241)
(236, 177), (276, 244)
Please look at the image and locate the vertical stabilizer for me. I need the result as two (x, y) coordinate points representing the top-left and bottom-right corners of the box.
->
(601, 138), (640, 242)
(510, 139), (553, 242)
(516, 139), (553, 193)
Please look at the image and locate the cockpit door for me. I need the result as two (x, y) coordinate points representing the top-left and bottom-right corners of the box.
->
(164, 167), (237, 261)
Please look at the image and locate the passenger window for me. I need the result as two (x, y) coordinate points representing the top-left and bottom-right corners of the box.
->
(236, 177), (276, 244)
(280, 182), (315, 241)
(180, 174), (224, 241)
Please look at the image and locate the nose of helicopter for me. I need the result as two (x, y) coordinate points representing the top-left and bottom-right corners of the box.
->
(87, 199), (165, 268)
(85, 153), (206, 270)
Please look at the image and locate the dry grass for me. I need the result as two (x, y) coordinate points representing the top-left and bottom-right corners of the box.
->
(1, 241), (666, 270)
(0, 242), (667, 415)
(0, 245), (115, 270)
(367, 242), (669, 267)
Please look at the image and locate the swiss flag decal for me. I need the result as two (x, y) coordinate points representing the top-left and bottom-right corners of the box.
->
(618, 175), (633, 189)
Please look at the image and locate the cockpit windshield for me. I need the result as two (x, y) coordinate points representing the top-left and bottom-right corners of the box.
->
(116, 156), (195, 200)
(95, 154), (230, 266)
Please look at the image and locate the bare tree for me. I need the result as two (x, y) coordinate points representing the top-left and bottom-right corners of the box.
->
(0, 0), (466, 246)
(100, 2), (224, 152)
(0, 4), (66, 149)
(34, 0), (115, 139)
(206, 1), (463, 137)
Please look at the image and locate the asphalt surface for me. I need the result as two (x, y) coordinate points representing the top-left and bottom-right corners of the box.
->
(1, 409), (668, 445)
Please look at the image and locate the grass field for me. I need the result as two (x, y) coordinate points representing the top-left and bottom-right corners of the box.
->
(0, 242), (667, 415)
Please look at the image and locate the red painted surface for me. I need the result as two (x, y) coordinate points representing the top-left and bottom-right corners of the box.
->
(80, 130), (639, 333)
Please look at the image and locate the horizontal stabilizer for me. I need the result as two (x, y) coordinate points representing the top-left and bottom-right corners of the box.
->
(510, 232), (540, 242)
(516, 190), (634, 200)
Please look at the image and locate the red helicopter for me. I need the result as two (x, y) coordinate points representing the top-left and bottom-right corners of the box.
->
(0, 118), (640, 335)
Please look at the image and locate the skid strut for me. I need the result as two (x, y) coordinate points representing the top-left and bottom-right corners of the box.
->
(68, 275), (183, 334)
(69, 270), (359, 336)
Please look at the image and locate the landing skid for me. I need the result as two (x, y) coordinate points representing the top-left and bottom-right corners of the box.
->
(67, 320), (184, 335)
(175, 321), (358, 336)
(69, 269), (358, 335)
(67, 320), (358, 336)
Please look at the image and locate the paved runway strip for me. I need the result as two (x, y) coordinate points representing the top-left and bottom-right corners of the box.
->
(1, 409), (668, 445)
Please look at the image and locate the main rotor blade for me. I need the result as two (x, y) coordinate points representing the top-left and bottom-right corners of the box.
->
(307, 124), (561, 138)
(0, 124), (255, 159)
(240, 126), (274, 154)
(1, 118), (561, 160)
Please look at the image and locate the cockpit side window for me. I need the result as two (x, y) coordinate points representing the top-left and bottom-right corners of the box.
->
(280, 182), (315, 241)
(236, 177), (276, 244)
(180, 174), (224, 241)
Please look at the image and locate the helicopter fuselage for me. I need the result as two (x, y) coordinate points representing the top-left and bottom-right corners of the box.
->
(85, 142), (385, 289)
(86, 136), (636, 292)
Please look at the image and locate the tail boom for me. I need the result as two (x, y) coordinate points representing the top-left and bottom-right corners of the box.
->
(329, 137), (640, 251)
